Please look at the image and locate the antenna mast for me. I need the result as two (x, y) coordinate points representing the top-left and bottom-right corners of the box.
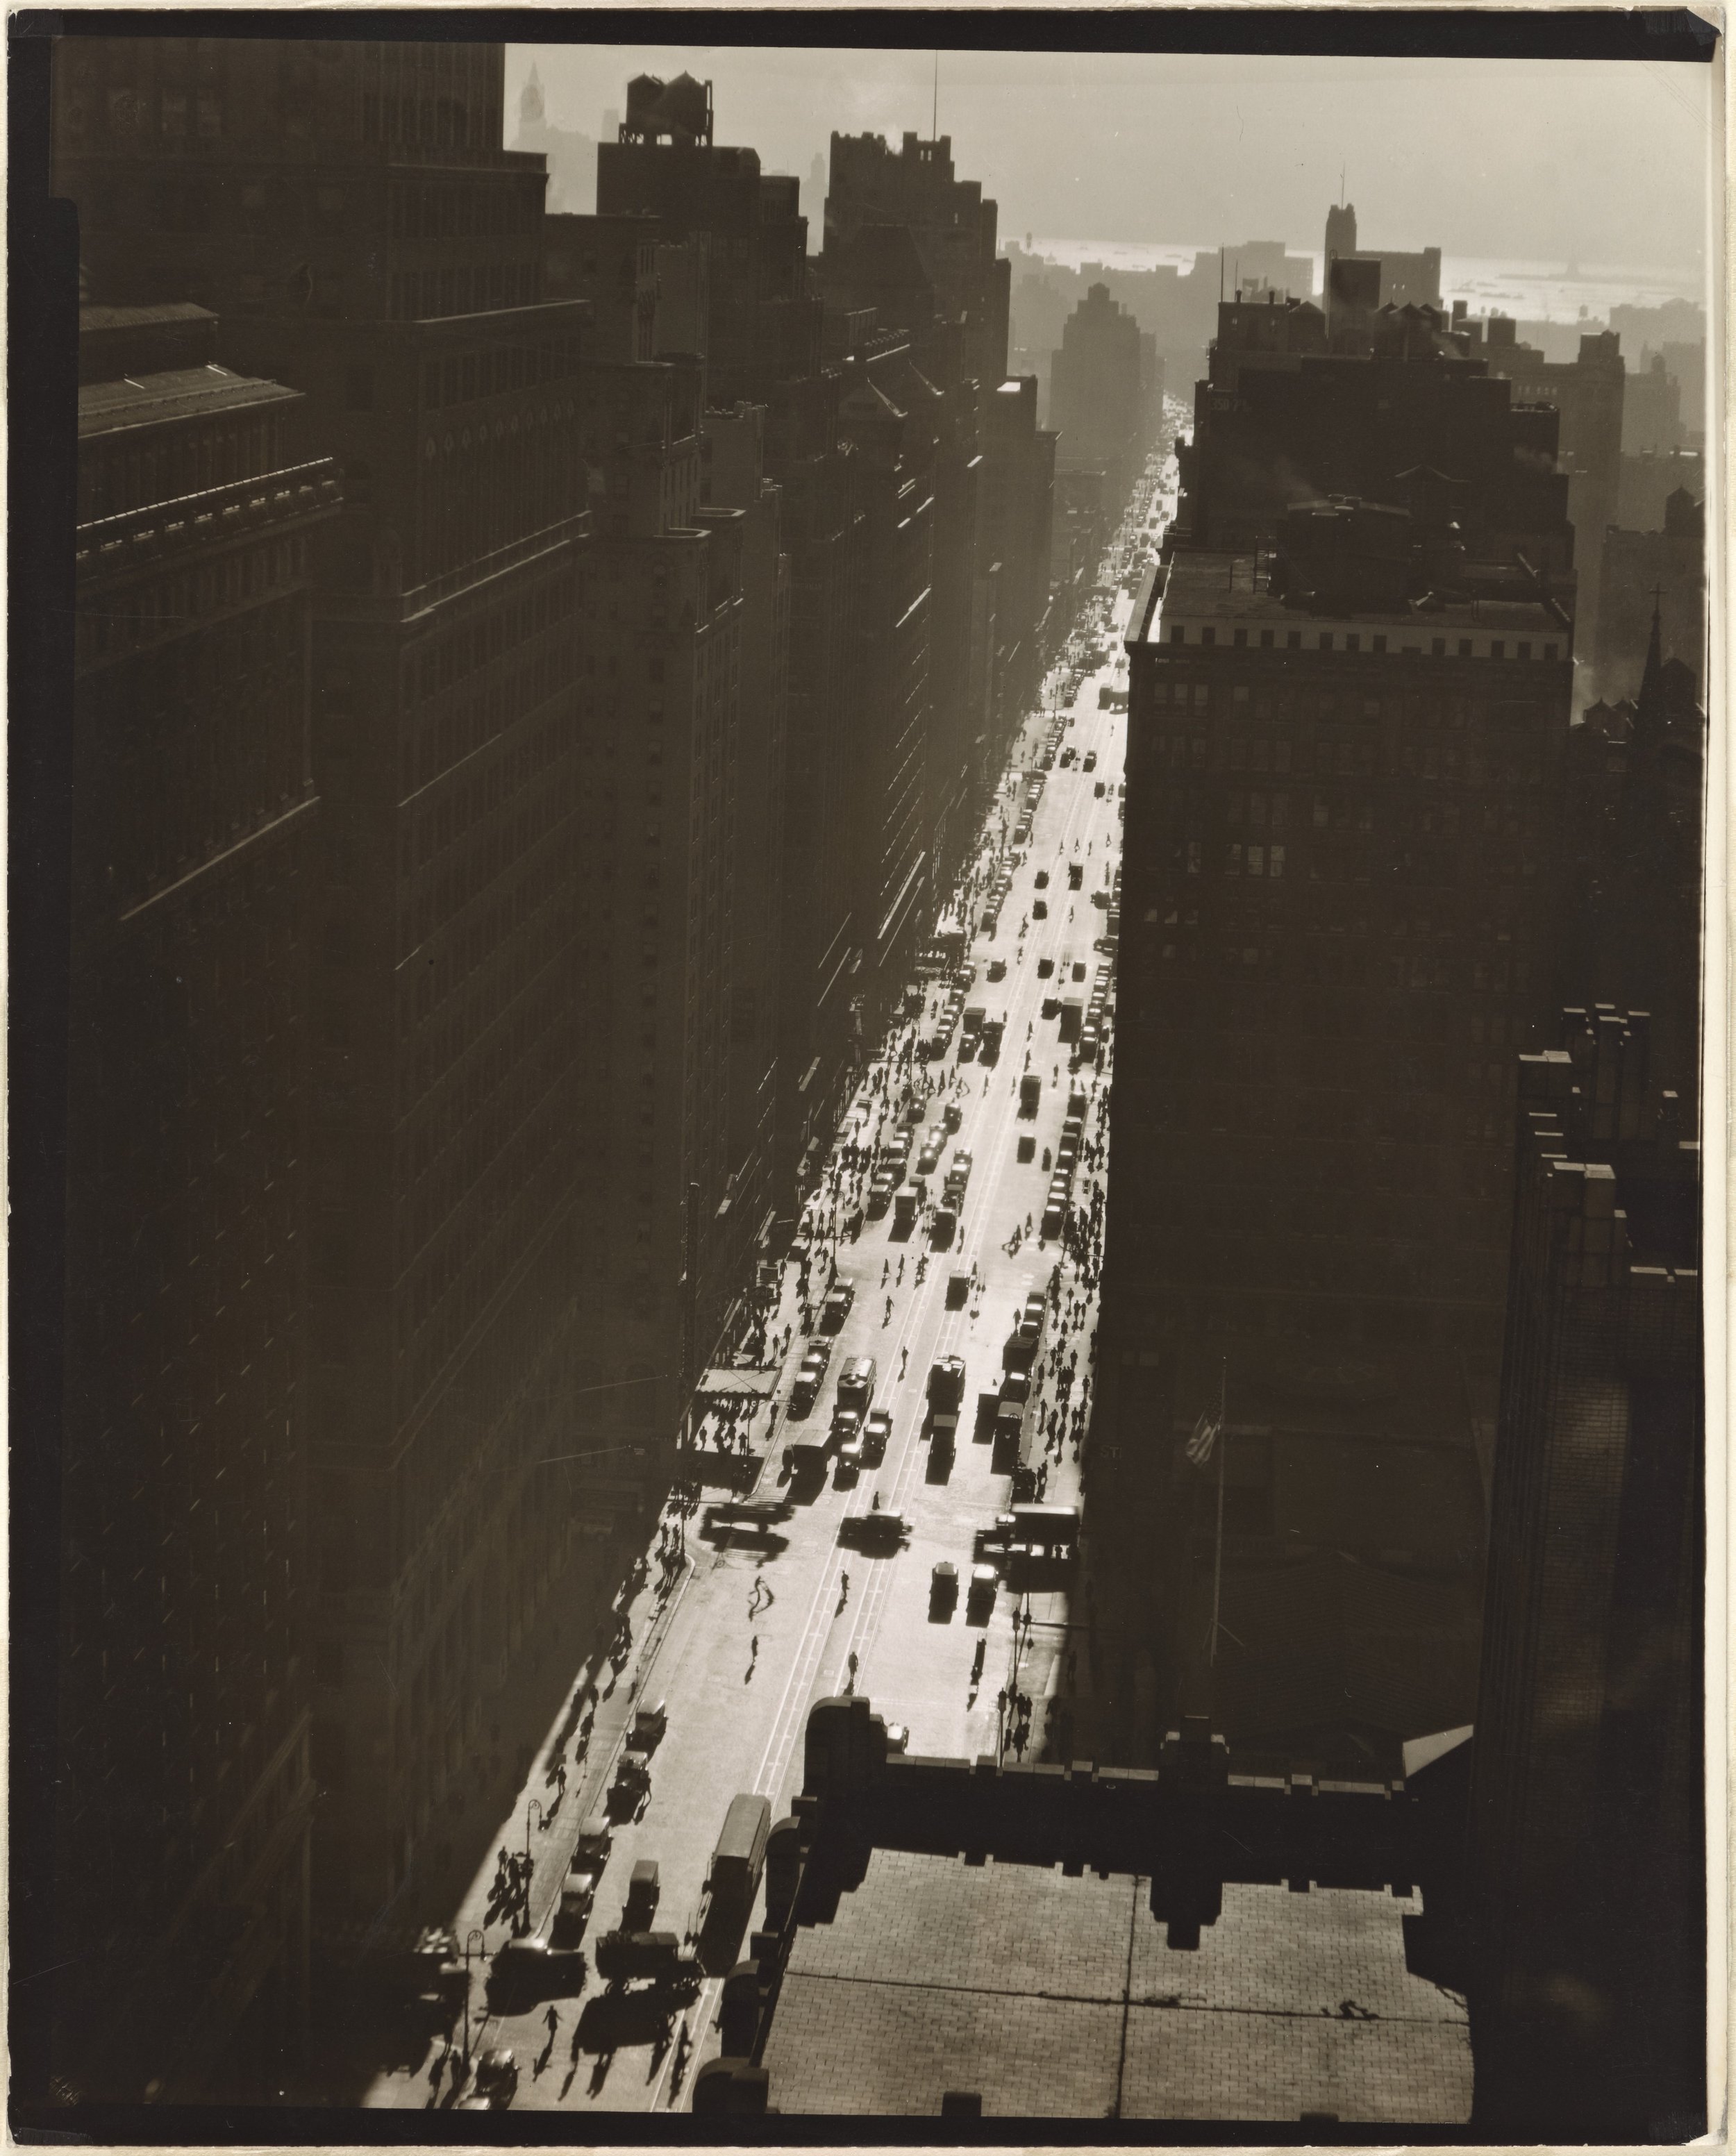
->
(933, 50), (938, 140)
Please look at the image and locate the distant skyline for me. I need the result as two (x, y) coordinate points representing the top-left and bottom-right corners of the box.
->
(509, 44), (1711, 282)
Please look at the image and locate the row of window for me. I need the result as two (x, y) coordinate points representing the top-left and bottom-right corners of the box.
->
(1151, 729), (1546, 784)
(1149, 680), (1556, 729)
(1163, 623), (1562, 660)
(390, 261), (542, 324)
(420, 340), (583, 412)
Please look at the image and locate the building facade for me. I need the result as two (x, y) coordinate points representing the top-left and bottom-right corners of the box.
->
(54, 33), (606, 1939)
(1594, 485), (1705, 699)
(1086, 501), (1576, 1758)
(59, 301), (340, 2100)
(1467, 1013), (1703, 2139)
(1049, 281), (1145, 497)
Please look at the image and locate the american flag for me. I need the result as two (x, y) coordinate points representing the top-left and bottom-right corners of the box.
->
(1184, 1407), (1222, 1466)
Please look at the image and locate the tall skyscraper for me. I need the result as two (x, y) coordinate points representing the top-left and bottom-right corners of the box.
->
(1467, 1010), (1703, 2139)
(53, 35), (603, 1935)
(59, 301), (340, 2100)
(1090, 488), (1576, 1759)
(1049, 282), (1145, 498)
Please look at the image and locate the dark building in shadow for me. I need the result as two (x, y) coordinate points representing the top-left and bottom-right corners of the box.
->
(59, 301), (340, 2100)
(1091, 471), (1578, 1762)
(1049, 281), (1145, 506)
(1467, 1010), (1703, 2139)
(1594, 485), (1705, 703)
(54, 35), (608, 1948)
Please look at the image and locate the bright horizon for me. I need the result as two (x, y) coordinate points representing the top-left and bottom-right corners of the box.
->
(509, 43), (1712, 285)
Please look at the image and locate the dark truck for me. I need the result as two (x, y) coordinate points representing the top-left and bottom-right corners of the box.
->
(698, 1792), (772, 1936)
(925, 1354), (967, 1460)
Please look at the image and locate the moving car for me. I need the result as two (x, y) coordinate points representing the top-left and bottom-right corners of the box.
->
(986, 957), (1007, 982)
(1083, 750), (1098, 771)
(929, 1561), (959, 1618)
(863, 1406), (893, 1464)
(456, 2047), (519, 2109)
(942, 1098), (963, 1133)
(926, 1354), (967, 1444)
(832, 1418), (863, 1480)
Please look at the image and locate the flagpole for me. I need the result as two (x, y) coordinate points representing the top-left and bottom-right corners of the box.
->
(1208, 1355), (1227, 1666)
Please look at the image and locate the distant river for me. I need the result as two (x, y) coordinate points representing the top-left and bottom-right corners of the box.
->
(1021, 239), (1705, 324)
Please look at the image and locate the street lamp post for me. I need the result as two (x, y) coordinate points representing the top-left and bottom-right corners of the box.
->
(521, 1797), (544, 1934)
(460, 1926), (485, 2072)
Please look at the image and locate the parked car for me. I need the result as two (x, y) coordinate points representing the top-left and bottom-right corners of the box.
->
(819, 1282), (854, 1333)
(929, 1561), (959, 1618)
(883, 1722), (910, 1755)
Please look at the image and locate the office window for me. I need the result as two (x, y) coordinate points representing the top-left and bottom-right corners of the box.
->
(1345, 634), (1360, 653)
(1225, 844), (1242, 876)
(1260, 629), (1274, 649)
(1459, 639), (1473, 657)
(1491, 641), (1505, 659)
(1269, 844), (1285, 878)
(1192, 737), (1206, 769)
(1319, 633), (1333, 652)
(1247, 846), (1265, 876)
(1544, 643), (1559, 660)
(1431, 637), (1446, 657)
(1518, 641), (1533, 660)
(1152, 680), (1169, 705)
(1187, 840), (1202, 875)
(1374, 635), (1389, 654)
(1194, 684), (1208, 708)
(1233, 628), (1246, 648)
(1287, 630), (1302, 649)
(1169, 624), (1186, 644)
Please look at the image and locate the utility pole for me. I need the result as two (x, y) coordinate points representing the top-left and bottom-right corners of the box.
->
(676, 1178), (701, 1548)
(932, 49), (938, 140)
(1208, 1356), (1228, 1666)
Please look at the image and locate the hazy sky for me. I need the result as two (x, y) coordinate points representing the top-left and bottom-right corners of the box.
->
(510, 43), (1712, 281)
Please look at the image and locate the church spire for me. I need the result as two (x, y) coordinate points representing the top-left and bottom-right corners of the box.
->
(1639, 585), (1664, 705)
(519, 61), (544, 129)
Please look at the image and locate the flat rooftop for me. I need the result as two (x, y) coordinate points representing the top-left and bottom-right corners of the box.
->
(762, 1846), (1471, 2121)
(1133, 551), (1566, 656)
(78, 365), (299, 440)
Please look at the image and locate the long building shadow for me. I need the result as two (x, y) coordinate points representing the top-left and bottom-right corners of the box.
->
(309, 1521), (666, 2101)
